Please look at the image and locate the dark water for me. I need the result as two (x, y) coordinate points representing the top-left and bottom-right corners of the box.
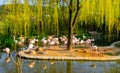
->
(0, 52), (120, 73)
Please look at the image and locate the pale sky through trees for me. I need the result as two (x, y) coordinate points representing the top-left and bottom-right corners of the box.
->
(0, 0), (24, 5)
(0, 0), (7, 5)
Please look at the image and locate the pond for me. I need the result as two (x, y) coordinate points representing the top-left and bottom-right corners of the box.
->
(0, 51), (120, 73)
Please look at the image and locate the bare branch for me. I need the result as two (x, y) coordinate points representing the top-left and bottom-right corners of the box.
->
(72, 0), (81, 27)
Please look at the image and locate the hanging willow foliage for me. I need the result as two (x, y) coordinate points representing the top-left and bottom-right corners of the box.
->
(53, 0), (59, 36)
(0, 0), (120, 38)
(79, 0), (120, 34)
(36, 0), (42, 36)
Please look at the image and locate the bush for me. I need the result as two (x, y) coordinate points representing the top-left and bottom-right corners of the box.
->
(0, 35), (14, 48)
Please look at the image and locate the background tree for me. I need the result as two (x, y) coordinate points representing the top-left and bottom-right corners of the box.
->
(0, 0), (120, 48)
(62, 0), (120, 50)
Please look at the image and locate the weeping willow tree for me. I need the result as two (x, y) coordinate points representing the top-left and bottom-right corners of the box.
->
(79, 0), (120, 34)
(0, 0), (60, 47)
(42, 0), (59, 35)
(62, 0), (120, 50)
(0, 0), (59, 37)
(0, 0), (120, 48)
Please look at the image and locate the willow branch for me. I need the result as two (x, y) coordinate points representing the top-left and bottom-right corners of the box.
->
(59, 3), (68, 28)
(72, 0), (81, 27)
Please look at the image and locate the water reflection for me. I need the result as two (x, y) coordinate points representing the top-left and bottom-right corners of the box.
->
(43, 64), (47, 70)
(5, 57), (11, 63)
(28, 61), (35, 68)
(89, 63), (96, 68)
(0, 51), (120, 73)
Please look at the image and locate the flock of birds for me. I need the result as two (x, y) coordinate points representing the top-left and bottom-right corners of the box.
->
(2, 35), (98, 70)
(41, 35), (95, 47)
(3, 34), (98, 57)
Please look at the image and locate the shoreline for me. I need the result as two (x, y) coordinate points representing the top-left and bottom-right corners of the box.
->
(17, 47), (120, 61)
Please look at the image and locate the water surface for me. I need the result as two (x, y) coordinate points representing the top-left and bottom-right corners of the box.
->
(0, 52), (120, 73)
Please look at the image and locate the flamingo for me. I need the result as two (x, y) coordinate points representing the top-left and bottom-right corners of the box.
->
(5, 57), (11, 63)
(80, 40), (85, 45)
(85, 39), (91, 45)
(91, 45), (98, 54)
(59, 36), (67, 45)
(72, 39), (76, 45)
(41, 38), (47, 48)
(48, 36), (52, 40)
(3, 48), (10, 56)
(28, 44), (34, 50)
(64, 40), (68, 45)
(52, 38), (60, 45)
(29, 38), (36, 44)
(48, 41), (55, 46)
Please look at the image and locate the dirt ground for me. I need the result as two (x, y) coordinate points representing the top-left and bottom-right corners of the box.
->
(24, 46), (120, 58)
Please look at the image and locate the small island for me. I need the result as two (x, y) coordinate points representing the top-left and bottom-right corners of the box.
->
(17, 46), (120, 61)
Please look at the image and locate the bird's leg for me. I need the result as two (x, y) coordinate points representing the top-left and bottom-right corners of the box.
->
(43, 45), (46, 49)
(96, 49), (98, 55)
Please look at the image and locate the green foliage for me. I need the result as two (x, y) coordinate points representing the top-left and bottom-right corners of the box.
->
(75, 33), (91, 39)
(0, 0), (120, 47)
(0, 35), (14, 48)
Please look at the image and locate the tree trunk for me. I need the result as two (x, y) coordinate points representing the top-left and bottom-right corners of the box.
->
(67, 0), (73, 50)
(67, 24), (73, 50)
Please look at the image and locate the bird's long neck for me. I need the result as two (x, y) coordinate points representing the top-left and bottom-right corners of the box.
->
(8, 52), (11, 57)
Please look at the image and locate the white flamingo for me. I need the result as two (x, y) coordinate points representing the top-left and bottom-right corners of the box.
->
(64, 40), (68, 45)
(3, 47), (10, 56)
(48, 41), (55, 46)
(29, 38), (36, 44)
(41, 38), (47, 48)
(85, 39), (91, 45)
(52, 38), (59, 45)
(59, 36), (68, 46)
(91, 45), (98, 54)
(28, 44), (34, 50)
(80, 40), (85, 45)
